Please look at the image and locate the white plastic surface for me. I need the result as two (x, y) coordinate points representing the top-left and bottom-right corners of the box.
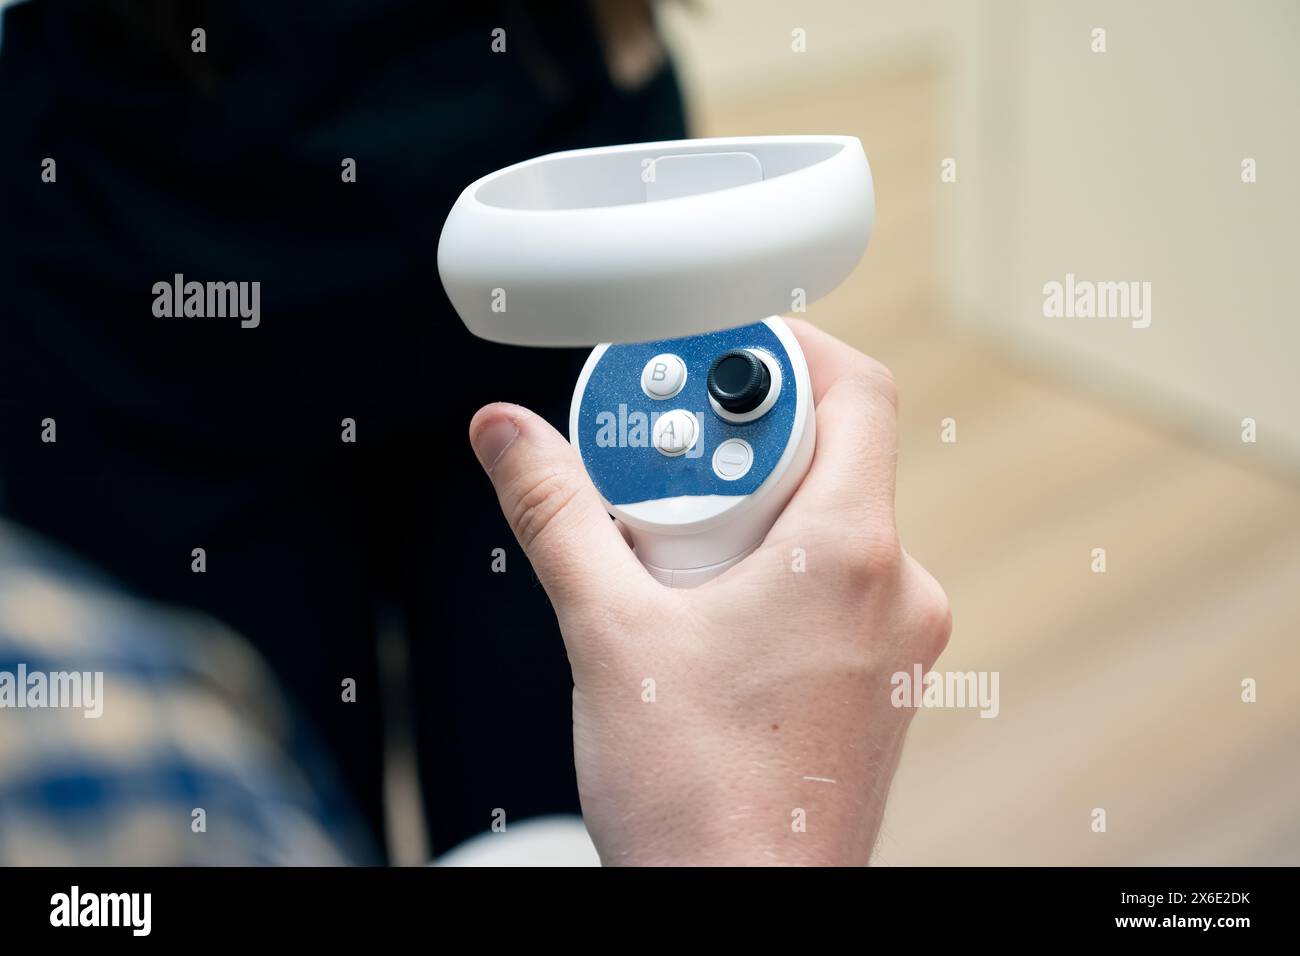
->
(438, 136), (874, 346)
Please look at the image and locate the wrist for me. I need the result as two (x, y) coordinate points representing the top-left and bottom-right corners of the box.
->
(594, 784), (882, 867)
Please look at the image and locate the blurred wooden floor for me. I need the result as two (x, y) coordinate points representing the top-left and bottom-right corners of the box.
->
(690, 63), (1300, 864)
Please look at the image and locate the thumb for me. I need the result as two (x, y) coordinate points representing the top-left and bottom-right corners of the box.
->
(469, 402), (647, 609)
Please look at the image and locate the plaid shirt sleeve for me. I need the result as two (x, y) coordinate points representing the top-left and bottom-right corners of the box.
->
(0, 520), (377, 865)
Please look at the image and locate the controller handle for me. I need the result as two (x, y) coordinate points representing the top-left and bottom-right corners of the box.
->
(570, 317), (815, 588)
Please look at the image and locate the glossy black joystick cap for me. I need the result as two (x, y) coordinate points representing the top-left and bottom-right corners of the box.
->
(708, 349), (771, 414)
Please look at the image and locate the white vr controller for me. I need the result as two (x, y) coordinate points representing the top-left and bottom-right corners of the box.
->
(438, 136), (874, 586)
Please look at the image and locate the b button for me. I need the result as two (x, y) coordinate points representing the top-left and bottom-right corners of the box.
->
(641, 353), (687, 400)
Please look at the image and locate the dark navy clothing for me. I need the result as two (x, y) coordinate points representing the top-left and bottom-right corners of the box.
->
(0, 0), (687, 856)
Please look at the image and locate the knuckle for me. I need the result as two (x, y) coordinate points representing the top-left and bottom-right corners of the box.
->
(914, 575), (953, 662)
(862, 526), (904, 576)
(838, 527), (903, 590)
(856, 357), (898, 414)
(823, 361), (898, 421)
(508, 469), (583, 552)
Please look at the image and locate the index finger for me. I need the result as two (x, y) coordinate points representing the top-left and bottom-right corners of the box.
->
(788, 317), (898, 412)
(768, 317), (899, 536)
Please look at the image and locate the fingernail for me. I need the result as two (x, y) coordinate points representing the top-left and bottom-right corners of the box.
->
(472, 418), (519, 474)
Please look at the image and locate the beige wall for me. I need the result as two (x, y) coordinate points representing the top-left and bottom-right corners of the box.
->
(953, 0), (1300, 468)
(661, 0), (962, 99)
(663, 0), (1300, 470)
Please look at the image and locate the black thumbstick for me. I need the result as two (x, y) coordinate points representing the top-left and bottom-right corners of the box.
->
(708, 349), (771, 414)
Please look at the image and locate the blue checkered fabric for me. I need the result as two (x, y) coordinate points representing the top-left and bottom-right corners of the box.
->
(0, 520), (376, 865)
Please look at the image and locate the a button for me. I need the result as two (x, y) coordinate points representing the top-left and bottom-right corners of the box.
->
(712, 438), (754, 480)
(641, 353), (687, 399)
(652, 409), (698, 457)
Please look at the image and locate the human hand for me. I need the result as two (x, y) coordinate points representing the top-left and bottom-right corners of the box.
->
(468, 319), (951, 865)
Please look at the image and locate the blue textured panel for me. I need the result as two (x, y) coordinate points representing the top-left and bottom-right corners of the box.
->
(577, 322), (797, 505)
